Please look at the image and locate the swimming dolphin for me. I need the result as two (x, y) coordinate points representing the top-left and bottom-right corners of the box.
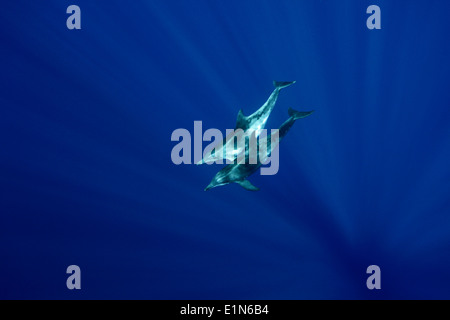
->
(204, 108), (314, 191)
(197, 81), (296, 164)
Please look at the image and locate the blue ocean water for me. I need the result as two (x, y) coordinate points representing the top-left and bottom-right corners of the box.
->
(0, 0), (449, 299)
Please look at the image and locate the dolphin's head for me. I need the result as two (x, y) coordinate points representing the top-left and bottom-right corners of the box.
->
(204, 171), (231, 191)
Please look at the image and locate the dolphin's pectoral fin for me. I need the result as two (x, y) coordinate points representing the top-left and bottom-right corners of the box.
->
(235, 109), (247, 130)
(237, 179), (259, 191)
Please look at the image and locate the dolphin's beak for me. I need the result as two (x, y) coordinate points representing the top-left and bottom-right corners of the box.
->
(204, 183), (215, 191)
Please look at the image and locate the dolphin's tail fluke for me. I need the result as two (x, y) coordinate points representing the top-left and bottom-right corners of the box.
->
(273, 81), (296, 89)
(288, 107), (314, 120)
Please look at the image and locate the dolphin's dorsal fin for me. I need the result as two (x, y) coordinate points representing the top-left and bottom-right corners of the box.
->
(235, 109), (247, 130)
(237, 179), (259, 191)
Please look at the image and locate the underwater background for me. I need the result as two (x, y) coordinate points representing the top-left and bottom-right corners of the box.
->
(1, 0), (450, 299)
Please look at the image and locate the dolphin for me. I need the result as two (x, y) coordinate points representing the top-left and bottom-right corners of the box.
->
(204, 108), (314, 191)
(197, 81), (296, 164)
